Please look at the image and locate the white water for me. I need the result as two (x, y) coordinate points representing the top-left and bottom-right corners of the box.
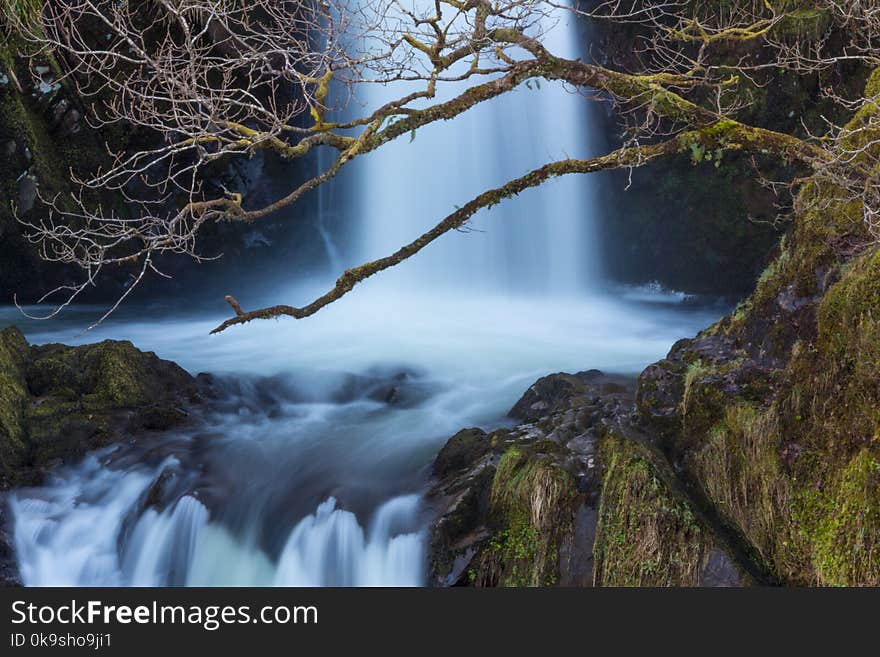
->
(5, 4), (722, 587)
(11, 451), (423, 586)
(357, 4), (598, 293)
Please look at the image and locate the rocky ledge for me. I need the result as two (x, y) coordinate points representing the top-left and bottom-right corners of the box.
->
(427, 72), (880, 588)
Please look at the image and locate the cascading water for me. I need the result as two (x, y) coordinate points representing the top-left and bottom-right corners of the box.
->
(356, 5), (599, 294)
(11, 449), (423, 586)
(4, 3), (721, 587)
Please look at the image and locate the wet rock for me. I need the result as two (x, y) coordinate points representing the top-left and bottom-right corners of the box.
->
(335, 367), (435, 408)
(428, 366), (753, 587)
(143, 469), (180, 512)
(57, 107), (82, 138)
(509, 369), (630, 423)
(433, 428), (492, 479)
(635, 359), (684, 433)
(46, 97), (83, 138)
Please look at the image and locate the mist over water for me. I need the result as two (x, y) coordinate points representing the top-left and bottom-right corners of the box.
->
(5, 5), (721, 587)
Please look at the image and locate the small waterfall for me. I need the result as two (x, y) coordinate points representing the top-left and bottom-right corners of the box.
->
(273, 496), (424, 586)
(123, 496), (209, 586)
(10, 455), (424, 587)
(354, 2), (599, 294)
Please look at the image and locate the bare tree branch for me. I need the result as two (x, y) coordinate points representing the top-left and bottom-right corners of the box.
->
(5, 0), (877, 330)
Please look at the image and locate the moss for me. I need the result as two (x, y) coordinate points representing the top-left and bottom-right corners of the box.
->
(673, 243), (880, 585)
(593, 434), (708, 586)
(690, 404), (802, 578)
(1, 1), (43, 28)
(0, 32), (125, 300)
(479, 446), (580, 586)
(808, 450), (880, 585)
(865, 68), (880, 100)
(0, 326), (30, 482)
(678, 359), (730, 449)
(0, 44), (75, 201)
(772, 7), (831, 41)
(817, 249), (880, 359)
(28, 341), (153, 408)
(663, 77), (880, 584)
(0, 332), (197, 487)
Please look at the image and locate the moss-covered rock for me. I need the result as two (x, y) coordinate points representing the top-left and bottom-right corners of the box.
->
(427, 370), (750, 587)
(628, 73), (880, 585)
(593, 433), (745, 586)
(0, 327), (30, 481)
(476, 444), (581, 586)
(0, 327), (199, 488)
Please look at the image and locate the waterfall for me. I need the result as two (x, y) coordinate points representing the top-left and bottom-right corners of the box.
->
(273, 496), (424, 586)
(354, 3), (599, 294)
(316, 146), (344, 273)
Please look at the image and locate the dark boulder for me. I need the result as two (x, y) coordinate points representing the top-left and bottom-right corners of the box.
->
(0, 326), (200, 489)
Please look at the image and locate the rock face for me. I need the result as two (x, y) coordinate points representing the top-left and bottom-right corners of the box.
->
(429, 71), (880, 587)
(427, 371), (751, 587)
(0, 326), (199, 490)
(632, 73), (880, 587)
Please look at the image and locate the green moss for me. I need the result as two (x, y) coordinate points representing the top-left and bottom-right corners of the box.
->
(593, 434), (707, 586)
(691, 404), (802, 578)
(1, 0), (43, 28)
(817, 249), (880, 359)
(679, 359), (729, 448)
(676, 244), (880, 585)
(0, 51), (72, 201)
(668, 78), (880, 585)
(772, 7), (831, 41)
(865, 69), (880, 100)
(0, 326), (30, 481)
(30, 341), (148, 407)
(809, 450), (880, 585)
(482, 446), (580, 586)
(0, 332), (197, 487)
